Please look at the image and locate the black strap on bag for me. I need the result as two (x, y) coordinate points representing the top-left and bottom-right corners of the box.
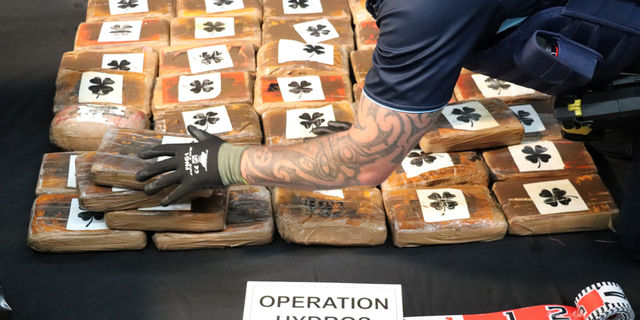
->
(0, 282), (12, 320)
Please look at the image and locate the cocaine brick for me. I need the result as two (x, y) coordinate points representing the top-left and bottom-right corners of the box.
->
(159, 41), (256, 76)
(262, 0), (350, 21)
(355, 21), (379, 51)
(176, 0), (263, 22)
(506, 99), (564, 142)
(74, 19), (170, 51)
(348, 0), (374, 25)
(86, 0), (175, 22)
(59, 47), (158, 79)
(36, 152), (84, 196)
(262, 17), (354, 52)
(256, 40), (350, 77)
(170, 16), (262, 48)
(350, 49), (373, 83)
(454, 70), (549, 104)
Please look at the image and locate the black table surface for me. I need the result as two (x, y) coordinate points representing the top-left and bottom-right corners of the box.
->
(0, 1), (638, 319)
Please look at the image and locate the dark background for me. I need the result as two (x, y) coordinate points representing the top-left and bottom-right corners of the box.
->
(0, 1), (638, 319)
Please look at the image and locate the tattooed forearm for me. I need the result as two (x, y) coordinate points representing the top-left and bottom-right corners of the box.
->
(241, 98), (440, 189)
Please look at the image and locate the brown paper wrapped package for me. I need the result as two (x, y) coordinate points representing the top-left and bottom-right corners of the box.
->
(170, 16), (262, 48)
(454, 70), (549, 104)
(74, 19), (170, 51)
(350, 49), (373, 83)
(355, 21), (379, 51)
(59, 47), (159, 79)
(86, 0), (175, 22)
(348, 0), (374, 25)
(176, 0), (263, 21)
(262, 0), (351, 21)
(159, 42), (256, 76)
(262, 17), (354, 52)
(256, 41), (350, 77)
(506, 99), (564, 142)
(36, 152), (84, 196)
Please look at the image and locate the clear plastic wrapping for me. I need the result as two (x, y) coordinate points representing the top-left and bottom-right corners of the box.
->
(350, 49), (373, 83)
(153, 186), (274, 250)
(159, 42), (256, 77)
(74, 19), (170, 51)
(86, 0), (175, 22)
(348, 0), (374, 26)
(382, 185), (508, 247)
(262, 0), (351, 21)
(454, 70), (550, 104)
(176, 0), (263, 21)
(505, 99), (564, 142)
(256, 41), (350, 77)
(36, 152), (84, 196)
(27, 194), (147, 253)
(170, 16), (262, 48)
(59, 47), (159, 79)
(353, 82), (363, 103)
(262, 17), (354, 52)
(273, 187), (387, 246)
(355, 21), (379, 51)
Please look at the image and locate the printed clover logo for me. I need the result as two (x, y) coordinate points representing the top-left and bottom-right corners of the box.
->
(78, 211), (105, 228)
(107, 59), (131, 71)
(117, 0), (138, 10)
(299, 112), (325, 131)
(303, 44), (325, 58)
(109, 24), (133, 38)
(516, 110), (534, 126)
(522, 145), (551, 168)
(539, 188), (578, 207)
(308, 121), (352, 137)
(407, 151), (438, 167)
(451, 106), (481, 127)
(213, 0), (234, 7)
(88, 77), (115, 98)
(200, 51), (224, 65)
(288, 0), (309, 9)
(203, 21), (226, 34)
(189, 79), (214, 94)
(428, 192), (458, 216)
(307, 24), (330, 37)
(288, 80), (313, 99)
(484, 78), (511, 94)
(193, 111), (220, 130)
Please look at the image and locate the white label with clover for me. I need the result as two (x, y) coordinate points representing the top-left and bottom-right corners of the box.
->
(101, 53), (145, 73)
(509, 104), (546, 133)
(442, 101), (499, 131)
(158, 136), (198, 161)
(277, 75), (326, 103)
(293, 18), (339, 44)
(66, 155), (78, 188)
(205, 0), (245, 13)
(187, 44), (234, 74)
(278, 39), (334, 65)
(471, 74), (535, 98)
(66, 198), (109, 231)
(177, 73), (222, 102)
(523, 179), (589, 215)
(283, 0), (323, 14)
(195, 17), (235, 39)
(313, 189), (344, 199)
(401, 150), (454, 179)
(98, 20), (143, 42)
(416, 188), (470, 223)
(508, 141), (565, 172)
(285, 104), (336, 140)
(108, 0), (149, 15)
(78, 72), (124, 104)
(181, 105), (233, 135)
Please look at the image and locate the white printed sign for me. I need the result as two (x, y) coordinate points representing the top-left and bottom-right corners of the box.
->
(401, 150), (454, 179)
(138, 203), (192, 211)
(181, 105), (233, 135)
(66, 198), (108, 231)
(471, 74), (535, 98)
(76, 105), (126, 123)
(98, 20), (143, 42)
(283, 0), (323, 14)
(108, 0), (149, 15)
(293, 18), (339, 44)
(78, 71), (124, 104)
(509, 104), (546, 133)
(101, 53), (145, 73)
(243, 282), (404, 320)
(159, 136), (198, 161)
(277, 75), (326, 102)
(187, 44), (234, 74)
(523, 179), (589, 215)
(442, 101), (499, 131)
(285, 105), (336, 140)
(278, 39), (334, 65)
(178, 73), (222, 102)
(314, 189), (344, 199)
(205, 0), (245, 13)
(416, 189), (470, 223)
(66, 155), (78, 188)
(508, 141), (565, 172)
(195, 17), (235, 39)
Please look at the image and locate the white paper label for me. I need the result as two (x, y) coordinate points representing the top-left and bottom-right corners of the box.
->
(416, 188), (470, 223)
(112, 187), (130, 192)
(108, 0), (149, 15)
(509, 104), (546, 133)
(205, 0), (245, 13)
(283, 0), (323, 14)
(277, 75), (326, 103)
(187, 44), (235, 74)
(138, 203), (192, 211)
(293, 18), (339, 44)
(523, 179), (589, 215)
(401, 150), (454, 179)
(177, 73), (222, 102)
(181, 105), (233, 135)
(471, 74), (535, 98)
(195, 17), (235, 39)
(159, 136), (198, 161)
(508, 141), (565, 172)
(442, 101), (499, 131)
(101, 53), (145, 73)
(278, 39), (334, 65)
(243, 282), (404, 320)
(76, 105), (126, 123)
(314, 189), (344, 199)
(66, 155), (78, 188)
(78, 72), (124, 104)
(285, 105), (336, 140)
(66, 198), (109, 231)
(98, 20), (143, 42)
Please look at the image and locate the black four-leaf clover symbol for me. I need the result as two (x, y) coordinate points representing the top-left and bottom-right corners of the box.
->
(303, 44), (325, 58)
(88, 77), (115, 98)
(193, 111), (219, 130)
(190, 79), (214, 94)
(78, 211), (105, 228)
(309, 121), (352, 137)
(539, 188), (577, 207)
(428, 192), (458, 216)
(516, 110), (534, 126)
(288, 0), (309, 9)
(288, 80), (313, 99)
(451, 106), (481, 127)
(203, 21), (226, 34)
(213, 0), (234, 7)
(299, 112), (325, 130)
(200, 51), (223, 65)
(522, 145), (551, 168)
(484, 77), (511, 94)
(117, 0), (138, 10)
(109, 24), (133, 38)
(107, 59), (131, 71)
(407, 151), (438, 167)
(307, 24), (330, 37)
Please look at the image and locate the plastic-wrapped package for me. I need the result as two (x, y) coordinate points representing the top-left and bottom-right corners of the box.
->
(256, 40), (350, 77)
(262, 103), (356, 146)
(36, 152), (84, 196)
(381, 151), (489, 191)
(105, 188), (228, 232)
(454, 70), (549, 104)
(152, 71), (254, 115)
(350, 49), (373, 83)
(154, 104), (262, 145)
(353, 82), (363, 103)
(254, 74), (352, 115)
(262, 17), (354, 52)
(152, 186), (275, 250)
(51, 105), (150, 151)
(177, 0), (262, 21)
(355, 21), (379, 51)
(159, 42), (256, 77)
(170, 16), (262, 48)
(86, 0), (175, 22)
(59, 47), (159, 79)
(273, 187), (387, 246)
(506, 99), (564, 142)
(492, 174), (618, 235)
(27, 194), (147, 253)
(382, 185), (508, 247)
(74, 19), (170, 51)
(53, 68), (153, 116)
(262, 0), (351, 21)
(483, 141), (597, 182)
(419, 98), (524, 153)
(348, 0), (374, 26)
